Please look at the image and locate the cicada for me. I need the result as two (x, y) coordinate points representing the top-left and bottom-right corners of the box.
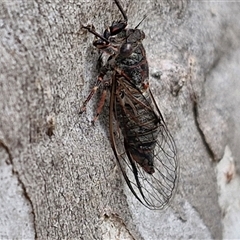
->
(80, 0), (178, 210)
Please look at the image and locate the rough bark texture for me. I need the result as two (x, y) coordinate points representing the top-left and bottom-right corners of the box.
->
(1, 0), (240, 239)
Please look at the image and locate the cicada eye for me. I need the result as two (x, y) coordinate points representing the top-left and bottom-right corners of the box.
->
(110, 21), (127, 35)
(103, 29), (110, 39)
(93, 39), (107, 48)
(119, 43), (133, 57)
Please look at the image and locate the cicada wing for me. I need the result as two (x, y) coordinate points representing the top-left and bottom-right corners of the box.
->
(109, 79), (179, 210)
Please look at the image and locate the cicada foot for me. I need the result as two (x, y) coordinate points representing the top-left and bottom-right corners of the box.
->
(82, 24), (95, 32)
(79, 106), (86, 114)
(82, 24), (109, 44)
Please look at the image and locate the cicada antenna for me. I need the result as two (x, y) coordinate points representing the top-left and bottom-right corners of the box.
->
(82, 25), (110, 44)
(114, 0), (128, 22)
(135, 14), (147, 29)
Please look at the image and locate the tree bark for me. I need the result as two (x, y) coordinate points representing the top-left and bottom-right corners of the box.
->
(1, 0), (240, 239)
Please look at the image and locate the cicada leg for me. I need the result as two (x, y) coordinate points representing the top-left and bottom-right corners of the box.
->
(79, 64), (108, 113)
(79, 80), (101, 114)
(92, 85), (108, 124)
(80, 66), (111, 124)
(82, 25), (109, 44)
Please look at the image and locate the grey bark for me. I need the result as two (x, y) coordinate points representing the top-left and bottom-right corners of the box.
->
(1, 0), (240, 239)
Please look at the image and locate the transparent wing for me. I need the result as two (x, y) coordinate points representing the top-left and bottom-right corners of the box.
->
(109, 81), (179, 210)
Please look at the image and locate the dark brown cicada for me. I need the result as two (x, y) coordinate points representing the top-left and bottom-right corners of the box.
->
(80, 0), (178, 210)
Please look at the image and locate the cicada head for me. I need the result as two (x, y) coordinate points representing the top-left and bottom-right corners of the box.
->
(91, 23), (125, 57)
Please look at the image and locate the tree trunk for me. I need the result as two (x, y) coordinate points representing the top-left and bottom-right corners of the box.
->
(1, 0), (240, 239)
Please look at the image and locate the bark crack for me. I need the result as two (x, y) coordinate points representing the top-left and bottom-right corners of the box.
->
(0, 139), (37, 240)
(192, 101), (215, 160)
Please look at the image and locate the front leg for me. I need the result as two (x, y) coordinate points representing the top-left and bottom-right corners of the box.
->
(92, 82), (109, 124)
(80, 64), (109, 113)
(80, 66), (110, 124)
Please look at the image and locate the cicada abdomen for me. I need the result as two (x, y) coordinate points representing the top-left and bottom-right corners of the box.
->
(81, 0), (179, 209)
